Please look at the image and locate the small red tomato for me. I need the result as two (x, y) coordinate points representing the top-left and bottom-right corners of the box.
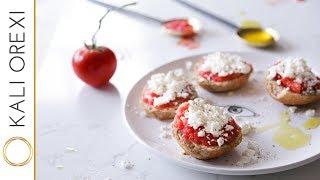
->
(72, 46), (117, 88)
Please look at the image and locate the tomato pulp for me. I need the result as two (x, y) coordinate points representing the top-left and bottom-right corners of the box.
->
(198, 64), (252, 82)
(273, 74), (320, 94)
(164, 19), (194, 35)
(174, 103), (241, 147)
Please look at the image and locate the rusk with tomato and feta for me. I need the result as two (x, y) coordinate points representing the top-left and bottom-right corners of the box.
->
(171, 98), (242, 160)
(142, 69), (197, 120)
(195, 52), (253, 92)
(266, 58), (320, 105)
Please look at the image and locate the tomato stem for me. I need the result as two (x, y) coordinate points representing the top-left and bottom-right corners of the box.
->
(91, 2), (137, 48)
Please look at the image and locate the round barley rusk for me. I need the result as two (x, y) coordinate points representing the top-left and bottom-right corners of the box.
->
(265, 79), (320, 105)
(141, 87), (198, 120)
(194, 62), (252, 92)
(196, 73), (252, 92)
(171, 123), (242, 160)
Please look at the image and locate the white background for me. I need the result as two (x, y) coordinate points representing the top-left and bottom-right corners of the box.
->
(37, 0), (320, 179)
(0, 0), (35, 179)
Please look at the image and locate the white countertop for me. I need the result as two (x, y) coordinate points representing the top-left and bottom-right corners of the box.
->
(37, 0), (320, 179)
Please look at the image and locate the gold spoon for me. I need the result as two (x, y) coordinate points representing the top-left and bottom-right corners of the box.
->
(88, 0), (202, 37)
(174, 0), (280, 47)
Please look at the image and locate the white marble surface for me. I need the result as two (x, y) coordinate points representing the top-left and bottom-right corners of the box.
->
(37, 0), (320, 179)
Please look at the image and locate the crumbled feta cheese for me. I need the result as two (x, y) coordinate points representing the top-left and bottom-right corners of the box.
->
(147, 69), (195, 106)
(305, 109), (315, 117)
(266, 58), (320, 94)
(120, 160), (134, 169)
(217, 137), (225, 147)
(236, 141), (259, 166)
(197, 130), (205, 137)
(160, 125), (172, 139)
(185, 98), (232, 137)
(241, 121), (252, 135)
(288, 106), (297, 114)
(64, 147), (78, 153)
(139, 111), (147, 117)
(198, 52), (251, 77)
(159, 131), (171, 139)
(56, 165), (64, 170)
(185, 61), (193, 70)
(180, 151), (187, 155)
(225, 124), (234, 131)
(276, 80), (281, 85)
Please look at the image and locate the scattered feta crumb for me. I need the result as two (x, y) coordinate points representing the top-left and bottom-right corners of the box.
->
(185, 61), (193, 70)
(258, 96), (267, 102)
(56, 165), (64, 170)
(120, 160), (134, 169)
(217, 137), (225, 147)
(180, 151), (187, 155)
(305, 109), (316, 117)
(139, 111), (147, 117)
(225, 124), (234, 131)
(64, 147), (78, 153)
(288, 106), (297, 114)
(236, 141), (259, 166)
(160, 125), (170, 131)
(197, 130), (205, 137)
(159, 131), (171, 139)
(160, 125), (172, 139)
(241, 122), (252, 135)
(276, 80), (281, 85)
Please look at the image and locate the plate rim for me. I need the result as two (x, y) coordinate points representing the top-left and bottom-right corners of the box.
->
(122, 52), (320, 175)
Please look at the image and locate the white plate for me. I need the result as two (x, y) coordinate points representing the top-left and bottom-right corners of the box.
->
(123, 52), (320, 175)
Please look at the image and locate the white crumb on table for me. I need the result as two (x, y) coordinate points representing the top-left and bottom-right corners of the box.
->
(160, 131), (172, 139)
(180, 151), (187, 155)
(139, 111), (147, 117)
(288, 106), (297, 114)
(56, 165), (64, 170)
(160, 125), (172, 139)
(236, 141), (260, 166)
(241, 121), (252, 135)
(120, 160), (134, 169)
(305, 109), (315, 117)
(257, 96), (267, 102)
(185, 61), (193, 70)
(65, 147), (78, 153)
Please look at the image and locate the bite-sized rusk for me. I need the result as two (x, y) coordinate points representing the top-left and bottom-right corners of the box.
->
(141, 69), (197, 120)
(197, 73), (251, 92)
(266, 79), (320, 105)
(265, 58), (320, 105)
(195, 52), (253, 92)
(171, 98), (242, 160)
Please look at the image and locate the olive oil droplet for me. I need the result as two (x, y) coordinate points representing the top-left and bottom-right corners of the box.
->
(304, 118), (320, 130)
(272, 112), (311, 150)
